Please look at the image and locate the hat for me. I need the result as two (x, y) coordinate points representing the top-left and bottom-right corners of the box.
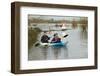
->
(54, 33), (58, 36)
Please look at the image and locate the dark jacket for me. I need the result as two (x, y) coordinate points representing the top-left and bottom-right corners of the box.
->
(51, 38), (61, 43)
(41, 35), (50, 43)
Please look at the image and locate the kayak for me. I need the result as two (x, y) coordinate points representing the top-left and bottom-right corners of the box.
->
(39, 41), (68, 48)
(35, 34), (69, 48)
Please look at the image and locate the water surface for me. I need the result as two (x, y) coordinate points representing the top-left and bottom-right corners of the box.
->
(28, 24), (88, 60)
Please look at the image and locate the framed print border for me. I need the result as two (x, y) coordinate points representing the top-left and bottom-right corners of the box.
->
(11, 2), (98, 74)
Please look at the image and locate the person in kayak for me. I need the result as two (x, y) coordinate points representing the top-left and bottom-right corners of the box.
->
(51, 33), (61, 43)
(41, 31), (50, 43)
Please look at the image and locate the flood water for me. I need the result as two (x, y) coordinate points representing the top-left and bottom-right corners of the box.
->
(28, 24), (88, 60)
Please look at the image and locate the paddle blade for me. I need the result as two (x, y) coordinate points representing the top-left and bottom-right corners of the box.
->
(35, 43), (40, 47)
(63, 34), (68, 38)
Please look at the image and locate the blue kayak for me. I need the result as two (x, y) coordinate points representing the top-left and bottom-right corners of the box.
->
(39, 41), (68, 48)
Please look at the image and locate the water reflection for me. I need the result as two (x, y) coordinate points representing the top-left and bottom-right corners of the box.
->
(29, 45), (68, 60)
(79, 24), (88, 42)
(72, 19), (77, 29)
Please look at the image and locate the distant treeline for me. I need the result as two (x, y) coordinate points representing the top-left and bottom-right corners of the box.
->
(28, 17), (88, 26)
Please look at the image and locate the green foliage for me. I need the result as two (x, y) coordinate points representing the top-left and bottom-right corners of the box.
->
(28, 28), (41, 49)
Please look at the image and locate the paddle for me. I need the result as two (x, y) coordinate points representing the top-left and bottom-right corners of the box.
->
(35, 34), (68, 47)
(35, 43), (40, 47)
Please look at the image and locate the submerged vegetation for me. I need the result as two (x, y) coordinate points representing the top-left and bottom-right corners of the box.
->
(28, 28), (42, 49)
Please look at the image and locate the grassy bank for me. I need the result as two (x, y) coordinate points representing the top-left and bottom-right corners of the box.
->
(28, 28), (42, 49)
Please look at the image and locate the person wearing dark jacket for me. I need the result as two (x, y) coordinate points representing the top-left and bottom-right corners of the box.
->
(51, 33), (61, 43)
(41, 32), (50, 43)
